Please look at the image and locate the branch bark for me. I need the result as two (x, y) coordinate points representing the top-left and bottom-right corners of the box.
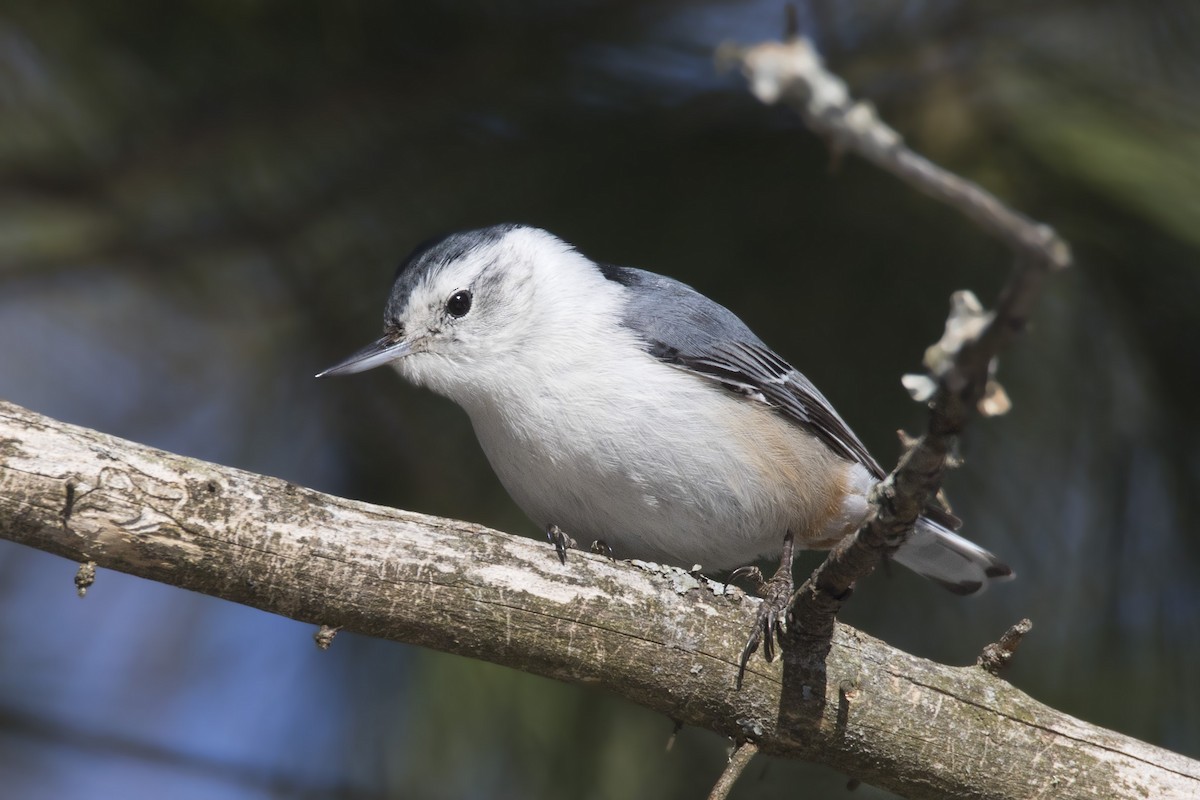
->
(2, 399), (1197, 799)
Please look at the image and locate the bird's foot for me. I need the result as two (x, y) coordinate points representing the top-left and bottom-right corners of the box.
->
(546, 524), (577, 564)
(546, 528), (615, 563)
(589, 539), (614, 558)
(730, 531), (796, 689)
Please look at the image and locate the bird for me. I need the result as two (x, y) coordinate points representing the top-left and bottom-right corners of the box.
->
(318, 223), (1013, 675)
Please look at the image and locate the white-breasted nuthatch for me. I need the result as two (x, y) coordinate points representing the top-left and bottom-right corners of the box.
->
(319, 224), (1012, 660)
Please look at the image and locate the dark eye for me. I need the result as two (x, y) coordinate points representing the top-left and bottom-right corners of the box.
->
(445, 289), (472, 318)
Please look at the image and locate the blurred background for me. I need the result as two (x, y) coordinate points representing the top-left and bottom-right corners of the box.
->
(1, 1), (1197, 798)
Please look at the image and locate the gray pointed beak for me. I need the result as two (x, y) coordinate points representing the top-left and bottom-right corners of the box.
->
(316, 336), (413, 378)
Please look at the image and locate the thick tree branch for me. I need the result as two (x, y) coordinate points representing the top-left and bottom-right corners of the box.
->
(2, 399), (1197, 799)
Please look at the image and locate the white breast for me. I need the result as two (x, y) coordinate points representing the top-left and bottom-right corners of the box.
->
(395, 244), (867, 570)
(458, 330), (861, 570)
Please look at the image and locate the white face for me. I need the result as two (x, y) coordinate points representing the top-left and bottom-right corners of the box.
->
(320, 225), (625, 406)
(386, 234), (538, 395)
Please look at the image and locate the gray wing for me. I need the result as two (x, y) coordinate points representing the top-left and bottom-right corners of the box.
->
(600, 264), (886, 479)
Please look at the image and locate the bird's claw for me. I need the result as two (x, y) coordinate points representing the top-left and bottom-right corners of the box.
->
(728, 565), (765, 590)
(589, 539), (614, 558)
(546, 529), (613, 564)
(546, 524), (576, 565)
(733, 531), (796, 689)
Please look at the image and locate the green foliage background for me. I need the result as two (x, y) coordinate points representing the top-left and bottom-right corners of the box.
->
(1, 2), (1197, 798)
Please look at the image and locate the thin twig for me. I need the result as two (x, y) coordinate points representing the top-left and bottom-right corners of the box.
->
(723, 37), (1072, 637)
(707, 741), (760, 800)
(978, 618), (1034, 676)
(722, 38), (1071, 270)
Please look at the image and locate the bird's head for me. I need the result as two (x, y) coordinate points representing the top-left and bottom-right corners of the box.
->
(318, 224), (614, 402)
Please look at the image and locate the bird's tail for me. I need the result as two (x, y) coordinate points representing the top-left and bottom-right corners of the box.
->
(892, 517), (1013, 595)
